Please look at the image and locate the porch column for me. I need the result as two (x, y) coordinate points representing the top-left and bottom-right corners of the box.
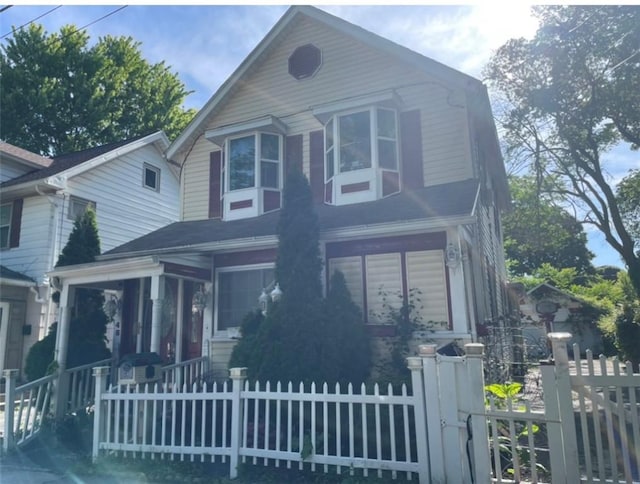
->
(54, 284), (74, 419)
(55, 284), (75, 372)
(149, 275), (164, 354)
(175, 278), (184, 364)
(136, 278), (146, 353)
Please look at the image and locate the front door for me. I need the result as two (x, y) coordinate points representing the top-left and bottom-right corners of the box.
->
(182, 281), (203, 360)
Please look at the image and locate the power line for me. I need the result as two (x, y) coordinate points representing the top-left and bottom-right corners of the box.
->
(1, 5), (128, 42)
(74, 5), (128, 35)
(0, 6), (13, 14)
(1, 5), (62, 39)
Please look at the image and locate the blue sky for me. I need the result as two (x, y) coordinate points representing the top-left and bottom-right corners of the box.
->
(1, 4), (637, 269)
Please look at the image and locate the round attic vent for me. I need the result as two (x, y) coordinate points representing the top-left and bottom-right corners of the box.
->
(288, 44), (322, 80)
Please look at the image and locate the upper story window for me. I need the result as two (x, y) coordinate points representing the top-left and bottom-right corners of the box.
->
(0, 203), (12, 248)
(228, 133), (282, 191)
(68, 196), (96, 221)
(324, 107), (398, 181)
(143, 163), (161, 191)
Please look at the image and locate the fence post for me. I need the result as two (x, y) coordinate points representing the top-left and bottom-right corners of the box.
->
(549, 332), (580, 483)
(2, 369), (18, 453)
(464, 343), (491, 484)
(229, 367), (247, 479)
(92, 366), (109, 463)
(408, 356), (431, 484)
(540, 356), (567, 483)
(420, 344), (446, 483)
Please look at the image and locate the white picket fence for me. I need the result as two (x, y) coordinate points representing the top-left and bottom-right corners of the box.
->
(90, 335), (640, 483)
(91, 365), (430, 481)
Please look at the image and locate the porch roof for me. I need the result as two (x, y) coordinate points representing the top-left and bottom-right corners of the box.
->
(101, 178), (480, 259)
(0, 265), (36, 286)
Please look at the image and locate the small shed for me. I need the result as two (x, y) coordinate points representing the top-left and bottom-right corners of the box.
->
(518, 283), (604, 357)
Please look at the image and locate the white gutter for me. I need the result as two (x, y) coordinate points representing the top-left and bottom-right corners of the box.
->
(0, 277), (35, 288)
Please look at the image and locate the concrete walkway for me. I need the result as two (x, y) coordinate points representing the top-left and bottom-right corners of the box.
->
(0, 438), (157, 484)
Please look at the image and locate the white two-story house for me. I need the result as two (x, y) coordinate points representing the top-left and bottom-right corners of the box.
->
(0, 132), (180, 379)
(50, 6), (510, 379)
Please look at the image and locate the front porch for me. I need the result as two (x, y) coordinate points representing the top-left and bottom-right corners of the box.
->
(1, 355), (209, 453)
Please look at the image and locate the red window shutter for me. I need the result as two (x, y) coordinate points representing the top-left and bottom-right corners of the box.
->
(285, 134), (303, 176)
(209, 151), (222, 219)
(9, 198), (23, 248)
(400, 110), (424, 190)
(309, 130), (324, 203)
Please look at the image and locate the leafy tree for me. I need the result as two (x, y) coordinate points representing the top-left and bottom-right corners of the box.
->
(615, 303), (640, 371)
(323, 271), (371, 385)
(504, 175), (594, 276)
(230, 171), (371, 385)
(485, 6), (640, 296)
(617, 169), (640, 250)
(0, 24), (195, 155)
(24, 209), (110, 380)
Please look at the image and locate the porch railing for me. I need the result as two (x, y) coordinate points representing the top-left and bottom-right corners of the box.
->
(2, 370), (55, 452)
(161, 356), (209, 388)
(65, 358), (113, 414)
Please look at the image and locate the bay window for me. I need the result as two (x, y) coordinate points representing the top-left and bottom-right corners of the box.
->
(325, 107), (398, 180)
(228, 133), (282, 191)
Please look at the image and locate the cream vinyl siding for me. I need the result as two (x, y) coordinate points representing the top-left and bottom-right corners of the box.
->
(406, 250), (449, 329)
(328, 256), (364, 309)
(181, 141), (212, 221)
(365, 253), (402, 323)
(179, 17), (473, 221)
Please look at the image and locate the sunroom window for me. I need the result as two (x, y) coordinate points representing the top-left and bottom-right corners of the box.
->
(324, 107), (398, 180)
(217, 266), (275, 331)
(228, 133), (282, 191)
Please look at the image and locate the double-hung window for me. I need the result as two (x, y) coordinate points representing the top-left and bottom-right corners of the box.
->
(0, 203), (12, 248)
(228, 133), (282, 191)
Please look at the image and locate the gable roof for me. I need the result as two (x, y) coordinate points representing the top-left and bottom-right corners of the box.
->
(526, 283), (594, 308)
(167, 5), (485, 162)
(0, 131), (169, 190)
(0, 142), (52, 169)
(100, 178), (479, 259)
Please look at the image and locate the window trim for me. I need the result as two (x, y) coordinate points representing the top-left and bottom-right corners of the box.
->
(0, 202), (12, 249)
(143, 163), (161, 192)
(67, 196), (96, 221)
(213, 262), (276, 338)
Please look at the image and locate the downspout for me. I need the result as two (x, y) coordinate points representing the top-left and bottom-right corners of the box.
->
(35, 184), (64, 333)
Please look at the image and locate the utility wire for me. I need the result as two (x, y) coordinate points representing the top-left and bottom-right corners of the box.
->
(0, 5), (13, 14)
(1, 5), (128, 41)
(1, 5), (62, 39)
(72, 5), (128, 36)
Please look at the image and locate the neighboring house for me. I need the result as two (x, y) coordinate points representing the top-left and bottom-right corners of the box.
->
(49, 6), (510, 379)
(518, 283), (604, 357)
(0, 132), (180, 379)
